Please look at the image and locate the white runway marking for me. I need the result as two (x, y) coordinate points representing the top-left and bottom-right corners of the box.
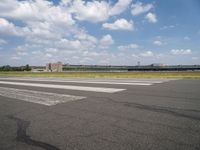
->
(0, 81), (126, 93)
(0, 87), (85, 106)
(0, 77), (174, 85)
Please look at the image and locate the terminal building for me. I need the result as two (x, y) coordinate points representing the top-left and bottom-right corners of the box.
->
(46, 62), (63, 72)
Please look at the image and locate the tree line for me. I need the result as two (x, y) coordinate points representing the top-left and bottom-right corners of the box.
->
(0, 64), (32, 71)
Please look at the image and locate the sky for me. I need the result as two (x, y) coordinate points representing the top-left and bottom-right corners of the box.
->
(0, 0), (200, 66)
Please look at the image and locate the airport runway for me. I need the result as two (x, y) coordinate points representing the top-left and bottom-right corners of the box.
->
(0, 77), (200, 150)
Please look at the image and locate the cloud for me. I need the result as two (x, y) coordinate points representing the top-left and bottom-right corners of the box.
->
(31, 50), (43, 55)
(45, 53), (53, 58)
(184, 36), (190, 41)
(0, 18), (31, 36)
(13, 45), (29, 57)
(74, 31), (97, 44)
(0, 18), (26, 36)
(170, 49), (192, 55)
(109, 0), (132, 16)
(52, 32), (98, 52)
(103, 19), (134, 31)
(57, 39), (82, 50)
(73, 31), (97, 50)
(131, 2), (153, 16)
(0, 0), (75, 25)
(0, 0), (18, 13)
(71, 0), (131, 22)
(0, 0), (75, 41)
(0, 0), (103, 48)
(118, 43), (139, 50)
(153, 40), (163, 46)
(57, 32), (97, 51)
(160, 25), (175, 30)
(192, 57), (199, 60)
(72, 0), (109, 22)
(45, 48), (58, 53)
(0, 39), (7, 45)
(140, 51), (154, 57)
(132, 53), (139, 58)
(1, 0), (188, 66)
(0, 0), (104, 62)
(145, 13), (157, 23)
(99, 34), (114, 49)
(11, 56), (21, 60)
(17, 51), (28, 56)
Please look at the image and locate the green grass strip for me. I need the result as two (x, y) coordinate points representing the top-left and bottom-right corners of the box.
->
(0, 71), (200, 78)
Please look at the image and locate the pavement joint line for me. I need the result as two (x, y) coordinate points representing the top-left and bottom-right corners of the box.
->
(0, 81), (126, 93)
(0, 87), (86, 106)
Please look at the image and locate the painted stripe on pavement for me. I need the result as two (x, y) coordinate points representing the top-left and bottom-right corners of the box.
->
(0, 78), (153, 85)
(0, 81), (126, 93)
(0, 87), (85, 106)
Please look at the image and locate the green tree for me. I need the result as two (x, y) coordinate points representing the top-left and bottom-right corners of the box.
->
(25, 64), (31, 71)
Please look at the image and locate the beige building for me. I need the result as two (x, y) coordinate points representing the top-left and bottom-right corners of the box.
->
(46, 62), (63, 72)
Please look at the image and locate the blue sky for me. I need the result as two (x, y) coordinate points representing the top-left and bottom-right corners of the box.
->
(0, 0), (200, 66)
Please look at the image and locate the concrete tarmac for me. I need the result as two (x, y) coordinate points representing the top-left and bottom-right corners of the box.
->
(0, 77), (200, 150)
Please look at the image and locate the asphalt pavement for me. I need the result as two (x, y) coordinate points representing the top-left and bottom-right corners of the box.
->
(0, 77), (200, 150)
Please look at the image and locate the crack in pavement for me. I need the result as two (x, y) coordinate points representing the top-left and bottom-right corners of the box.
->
(7, 115), (61, 150)
(123, 102), (200, 121)
(97, 97), (200, 122)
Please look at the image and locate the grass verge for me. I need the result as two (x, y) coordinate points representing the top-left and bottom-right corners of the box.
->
(0, 71), (200, 78)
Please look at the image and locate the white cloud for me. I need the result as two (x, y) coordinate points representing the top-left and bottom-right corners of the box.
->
(0, 18), (23, 36)
(145, 13), (157, 23)
(132, 53), (139, 58)
(0, 0), (107, 55)
(160, 25), (175, 30)
(0, 18), (32, 37)
(71, 0), (131, 22)
(118, 43), (139, 50)
(17, 51), (28, 56)
(0, 0), (178, 66)
(45, 48), (58, 53)
(83, 51), (100, 57)
(153, 40), (163, 46)
(0, 0), (75, 42)
(15, 45), (27, 52)
(11, 56), (21, 60)
(57, 39), (82, 50)
(103, 19), (134, 31)
(73, 31), (97, 50)
(184, 36), (190, 41)
(0, 39), (7, 45)
(0, 0), (18, 13)
(192, 57), (199, 60)
(32, 50), (42, 55)
(13, 45), (29, 56)
(0, 0), (75, 25)
(109, 0), (132, 16)
(71, 0), (109, 22)
(131, 2), (153, 16)
(170, 49), (192, 55)
(45, 53), (53, 58)
(57, 33), (97, 51)
(74, 31), (97, 44)
(99, 34), (114, 49)
(140, 51), (154, 57)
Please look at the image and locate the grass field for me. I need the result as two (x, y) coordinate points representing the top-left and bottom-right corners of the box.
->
(0, 71), (200, 78)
